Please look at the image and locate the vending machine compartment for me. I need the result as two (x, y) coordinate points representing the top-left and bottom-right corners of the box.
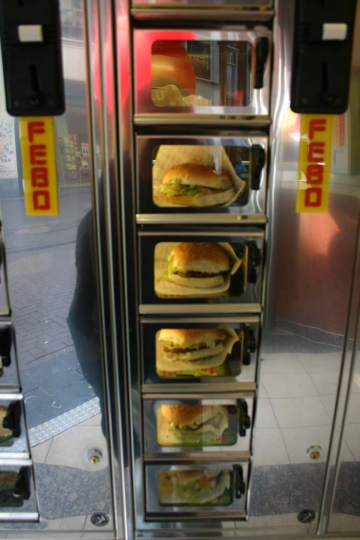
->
(141, 316), (259, 391)
(0, 396), (28, 459)
(138, 228), (263, 314)
(133, 29), (271, 122)
(0, 464), (37, 520)
(136, 134), (268, 223)
(144, 462), (249, 520)
(143, 394), (253, 459)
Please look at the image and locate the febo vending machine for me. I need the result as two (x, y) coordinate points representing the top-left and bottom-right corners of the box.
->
(0, 0), (359, 539)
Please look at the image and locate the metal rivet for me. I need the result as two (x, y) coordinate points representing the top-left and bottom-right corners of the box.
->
(87, 448), (103, 464)
(91, 513), (109, 527)
(307, 445), (322, 460)
(298, 509), (316, 524)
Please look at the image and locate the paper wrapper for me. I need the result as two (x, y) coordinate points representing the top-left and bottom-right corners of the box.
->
(154, 242), (242, 298)
(153, 145), (246, 207)
(152, 85), (211, 107)
(155, 328), (239, 375)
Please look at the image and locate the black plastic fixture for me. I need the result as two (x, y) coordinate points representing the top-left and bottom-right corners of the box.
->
(0, 0), (65, 116)
(291, 0), (357, 114)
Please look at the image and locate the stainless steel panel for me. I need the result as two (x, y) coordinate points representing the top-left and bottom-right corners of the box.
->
(256, 0), (360, 533)
(0, 0), (123, 533)
(144, 462), (249, 521)
(141, 316), (259, 391)
(136, 134), (268, 224)
(133, 29), (271, 120)
(138, 229), (264, 314)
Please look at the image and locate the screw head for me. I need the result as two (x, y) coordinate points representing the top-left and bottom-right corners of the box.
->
(307, 445), (322, 460)
(298, 509), (316, 524)
(91, 513), (109, 527)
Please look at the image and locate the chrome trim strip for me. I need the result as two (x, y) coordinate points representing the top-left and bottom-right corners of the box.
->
(138, 229), (264, 237)
(0, 393), (23, 401)
(134, 114), (271, 127)
(0, 512), (39, 522)
(139, 304), (262, 314)
(83, 0), (122, 536)
(145, 511), (246, 521)
(136, 215), (267, 225)
(142, 392), (254, 399)
(140, 315), (260, 324)
(131, 8), (274, 21)
(0, 458), (32, 467)
(142, 382), (256, 393)
(144, 453), (251, 463)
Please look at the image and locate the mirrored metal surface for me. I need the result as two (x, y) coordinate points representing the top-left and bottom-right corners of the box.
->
(0, 0), (120, 534)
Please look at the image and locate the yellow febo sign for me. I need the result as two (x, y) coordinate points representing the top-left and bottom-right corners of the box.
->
(19, 117), (59, 216)
(296, 114), (334, 213)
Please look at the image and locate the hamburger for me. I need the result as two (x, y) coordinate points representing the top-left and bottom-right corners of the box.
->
(158, 404), (229, 446)
(157, 328), (228, 374)
(160, 163), (235, 207)
(159, 469), (231, 506)
(167, 242), (230, 289)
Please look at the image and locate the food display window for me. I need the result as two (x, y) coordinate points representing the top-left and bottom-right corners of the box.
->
(141, 317), (259, 390)
(143, 394), (253, 458)
(0, 465), (37, 520)
(144, 462), (249, 520)
(136, 135), (267, 223)
(0, 396), (27, 459)
(138, 230), (263, 314)
(133, 30), (271, 120)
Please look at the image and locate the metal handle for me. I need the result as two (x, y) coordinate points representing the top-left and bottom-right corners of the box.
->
(233, 465), (246, 499)
(0, 325), (12, 367)
(254, 37), (269, 89)
(250, 144), (266, 190)
(242, 325), (256, 366)
(238, 399), (251, 437)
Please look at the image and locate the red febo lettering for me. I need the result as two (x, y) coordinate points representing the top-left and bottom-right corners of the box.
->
(308, 141), (325, 162)
(28, 121), (45, 143)
(304, 118), (328, 208)
(33, 191), (50, 211)
(309, 118), (326, 140)
(305, 187), (322, 207)
(306, 164), (323, 185)
(31, 168), (49, 187)
(30, 145), (47, 165)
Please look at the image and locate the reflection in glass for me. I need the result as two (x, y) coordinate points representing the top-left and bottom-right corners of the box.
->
(151, 41), (252, 107)
(157, 404), (238, 446)
(158, 469), (232, 506)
